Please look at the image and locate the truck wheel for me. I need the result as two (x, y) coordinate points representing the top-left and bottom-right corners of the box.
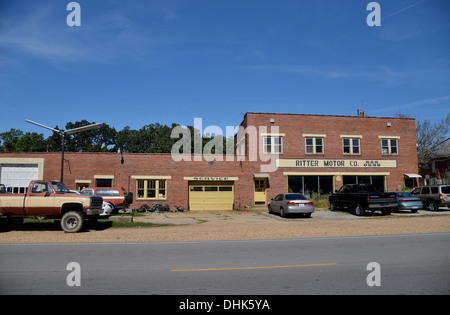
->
(355, 204), (365, 216)
(61, 211), (84, 233)
(329, 202), (337, 211)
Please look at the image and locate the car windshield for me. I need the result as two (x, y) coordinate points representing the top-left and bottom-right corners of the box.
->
(285, 194), (306, 200)
(51, 181), (70, 193)
(397, 192), (413, 198)
(441, 186), (450, 194)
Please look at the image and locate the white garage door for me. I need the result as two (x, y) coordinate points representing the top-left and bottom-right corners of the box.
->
(0, 164), (39, 193)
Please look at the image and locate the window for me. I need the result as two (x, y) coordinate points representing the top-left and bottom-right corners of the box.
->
(95, 178), (113, 187)
(137, 179), (167, 199)
(263, 136), (282, 154)
(96, 189), (120, 196)
(381, 138), (398, 155)
(288, 176), (333, 196)
(31, 182), (53, 193)
(342, 175), (386, 192)
(343, 138), (360, 154)
(305, 137), (323, 154)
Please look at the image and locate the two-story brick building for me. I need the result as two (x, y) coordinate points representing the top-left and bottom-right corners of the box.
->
(0, 112), (419, 210)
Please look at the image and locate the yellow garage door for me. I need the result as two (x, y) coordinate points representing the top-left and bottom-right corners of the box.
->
(189, 181), (234, 210)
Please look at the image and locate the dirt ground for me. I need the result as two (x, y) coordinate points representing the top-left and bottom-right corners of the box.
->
(1, 208), (450, 244)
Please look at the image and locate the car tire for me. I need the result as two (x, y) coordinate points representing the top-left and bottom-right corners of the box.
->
(268, 205), (273, 214)
(428, 201), (438, 211)
(61, 211), (84, 233)
(355, 204), (365, 216)
(411, 209), (418, 213)
(280, 207), (286, 218)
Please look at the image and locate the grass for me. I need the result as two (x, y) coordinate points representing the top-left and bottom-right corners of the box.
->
(10, 216), (173, 231)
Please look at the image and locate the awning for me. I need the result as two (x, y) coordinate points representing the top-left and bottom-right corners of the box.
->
(253, 173), (270, 178)
(404, 174), (422, 178)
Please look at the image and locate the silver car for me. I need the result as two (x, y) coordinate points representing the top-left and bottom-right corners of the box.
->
(268, 193), (315, 218)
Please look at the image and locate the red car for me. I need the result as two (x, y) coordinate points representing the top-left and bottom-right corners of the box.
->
(81, 187), (133, 212)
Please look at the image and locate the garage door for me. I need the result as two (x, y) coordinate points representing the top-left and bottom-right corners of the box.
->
(0, 164), (39, 193)
(189, 181), (234, 210)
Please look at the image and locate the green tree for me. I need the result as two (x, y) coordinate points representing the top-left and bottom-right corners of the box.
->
(17, 132), (47, 152)
(0, 129), (24, 152)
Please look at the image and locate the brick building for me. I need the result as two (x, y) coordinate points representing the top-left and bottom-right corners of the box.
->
(0, 112), (419, 210)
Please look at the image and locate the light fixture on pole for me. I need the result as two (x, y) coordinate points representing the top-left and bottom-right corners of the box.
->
(26, 119), (101, 183)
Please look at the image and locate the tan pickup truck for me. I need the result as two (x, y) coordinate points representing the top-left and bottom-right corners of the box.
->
(0, 180), (103, 233)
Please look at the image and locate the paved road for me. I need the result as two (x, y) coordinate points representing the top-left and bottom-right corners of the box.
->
(1, 233), (449, 295)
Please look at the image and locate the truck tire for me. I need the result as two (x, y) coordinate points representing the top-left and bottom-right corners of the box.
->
(329, 202), (337, 211)
(61, 211), (84, 233)
(355, 204), (365, 216)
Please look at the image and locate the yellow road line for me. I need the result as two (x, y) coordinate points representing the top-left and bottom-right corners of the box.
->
(171, 262), (337, 272)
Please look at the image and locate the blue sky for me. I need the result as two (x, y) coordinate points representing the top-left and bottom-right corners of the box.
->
(0, 0), (449, 137)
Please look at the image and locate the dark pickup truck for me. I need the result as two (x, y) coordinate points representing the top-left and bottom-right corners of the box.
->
(329, 184), (397, 216)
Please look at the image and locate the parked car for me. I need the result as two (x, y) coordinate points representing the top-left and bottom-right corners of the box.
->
(390, 192), (423, 213)
(81, 187), (133, 213)
(268, 193), (314, 218)
(70, 190), (114, 216)
(411, 185), (450, 211)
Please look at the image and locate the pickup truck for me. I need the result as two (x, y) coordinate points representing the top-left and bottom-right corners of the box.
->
(329, 184), (397, 216)
(0, 180), (103, 233)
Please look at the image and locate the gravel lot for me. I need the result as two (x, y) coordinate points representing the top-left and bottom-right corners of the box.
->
(1, 208), (449, 244)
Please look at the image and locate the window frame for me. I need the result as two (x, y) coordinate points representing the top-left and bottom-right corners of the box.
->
(263, 136), (283, 154)
(136, 179), (167, 200)
(381, 138), (399, 155)
(305, 137), (324, 154)
(342, 138), (361, 155)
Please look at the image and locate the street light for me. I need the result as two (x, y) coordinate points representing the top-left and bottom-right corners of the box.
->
(26, 119), (101, 183)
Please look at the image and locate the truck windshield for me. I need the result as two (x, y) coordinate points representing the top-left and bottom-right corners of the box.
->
(51, 181), (70, 193)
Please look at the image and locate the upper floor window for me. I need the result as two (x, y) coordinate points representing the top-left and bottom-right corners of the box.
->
(305, 137), (323, 154)
(263, 136), (282, 154)
(381, 138), (398, 155)
(342, 138), (360, 154)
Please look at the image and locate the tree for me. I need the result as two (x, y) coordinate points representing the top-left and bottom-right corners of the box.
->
(0, 129), (24, 152)
(17, 132), (47, 152)
(416, 114), (450, 170)
(64, 120), (117, 152)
